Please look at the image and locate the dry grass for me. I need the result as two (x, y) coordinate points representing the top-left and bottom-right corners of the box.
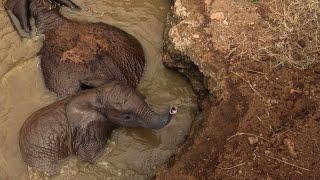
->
(258, 0), (320, 69)
(237, 0), (319, 69)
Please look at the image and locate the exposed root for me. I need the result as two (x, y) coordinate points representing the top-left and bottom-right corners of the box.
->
(231, 71), (266, 100)
(227, 132), (271, 143)
(264, 154), (311, 172)
(219, 162), (246, 170)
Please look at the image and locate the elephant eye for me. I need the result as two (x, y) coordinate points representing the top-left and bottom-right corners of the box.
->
(122, 114), (134, 121)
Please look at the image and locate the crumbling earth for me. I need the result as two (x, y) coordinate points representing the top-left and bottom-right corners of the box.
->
(157, 0), (320, 179)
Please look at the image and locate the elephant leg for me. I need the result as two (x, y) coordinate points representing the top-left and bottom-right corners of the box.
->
(74, 120), (111, 162)
(77, 139), (106, 162)
(21, 135), (70, 176)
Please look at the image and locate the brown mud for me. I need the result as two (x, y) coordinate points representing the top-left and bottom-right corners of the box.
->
(157, 0), (320, 179)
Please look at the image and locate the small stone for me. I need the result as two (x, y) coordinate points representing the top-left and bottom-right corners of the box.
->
(297, 39), (306, 48)
(223, 20), (229, 25)
(283, 138), (298, 158)
(267, 175), (273, 180)
(264, 150), (271, 155)
(193, 34), (200, 38)
(314, 63), (320, 74)
(210, 12), (225, 21)
(270, 99), (278, 104)
(174, 0), (190, 18)
(290, 88), (302, 94)
(248, 136), (259, 145)
(205, 0), (212, 6)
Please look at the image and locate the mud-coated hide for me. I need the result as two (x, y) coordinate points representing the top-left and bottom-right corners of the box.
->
(19, 82), (175, 176)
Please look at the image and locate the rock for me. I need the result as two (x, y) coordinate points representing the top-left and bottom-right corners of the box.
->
(283, 138), (298, 158)
(222, 20), (229, 25)
(264, 150), (271, 155)
(210, 12), (225, 21)
(314, 63), (320, 74)
(248, 136), (259, 145)
(174, 0), (190, 18)
(267, 175), (273, 180)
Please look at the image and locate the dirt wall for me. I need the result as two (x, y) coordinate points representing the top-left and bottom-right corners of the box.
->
(157, 0), (320, 179)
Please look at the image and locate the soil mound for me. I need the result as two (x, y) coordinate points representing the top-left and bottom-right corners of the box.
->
(157, 0), (320, 179)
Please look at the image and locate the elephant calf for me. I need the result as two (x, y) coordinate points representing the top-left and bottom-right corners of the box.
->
(19, 81), (177, 176)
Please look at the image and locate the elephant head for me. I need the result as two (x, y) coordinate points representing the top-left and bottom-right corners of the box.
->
(68, 80), (177, 130)
(96, 81), (177, 129)
(66, 80), (177, 162)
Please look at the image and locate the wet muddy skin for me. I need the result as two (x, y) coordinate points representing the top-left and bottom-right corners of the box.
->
(0, 0), (197, 179)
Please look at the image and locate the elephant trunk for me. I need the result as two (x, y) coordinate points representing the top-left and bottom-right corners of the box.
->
(139, 106), (177, 130)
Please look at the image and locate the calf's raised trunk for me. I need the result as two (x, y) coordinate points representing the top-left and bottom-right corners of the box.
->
(137, 106), (177, 130)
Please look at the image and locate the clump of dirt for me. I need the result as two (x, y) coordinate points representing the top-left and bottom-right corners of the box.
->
(157, 0), (320, 179)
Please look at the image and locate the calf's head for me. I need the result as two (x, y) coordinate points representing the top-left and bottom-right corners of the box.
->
(97, 81), (177, 129)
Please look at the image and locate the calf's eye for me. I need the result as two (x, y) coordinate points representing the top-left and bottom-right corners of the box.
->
(122, 114), (134, 121)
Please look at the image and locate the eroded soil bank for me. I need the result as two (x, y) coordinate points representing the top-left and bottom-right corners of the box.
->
(157, 0), (320, 179)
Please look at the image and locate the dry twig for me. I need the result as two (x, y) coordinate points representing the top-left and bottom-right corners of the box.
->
(231, 71), (265, 100)
(227, 132), (271, 142)
(219, 162), (246, 170)
(265, 154), (311, 172)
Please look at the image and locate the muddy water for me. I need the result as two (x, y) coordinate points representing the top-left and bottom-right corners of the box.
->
(0, 0), (197, 179)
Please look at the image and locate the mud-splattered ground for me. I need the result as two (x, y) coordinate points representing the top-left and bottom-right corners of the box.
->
(157, 0), (320, 179)
(0, 0), (197, 179)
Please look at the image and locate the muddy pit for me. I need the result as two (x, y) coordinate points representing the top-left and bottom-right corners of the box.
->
(0, 0), (197, 179)
(1, 0), (319, 179)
